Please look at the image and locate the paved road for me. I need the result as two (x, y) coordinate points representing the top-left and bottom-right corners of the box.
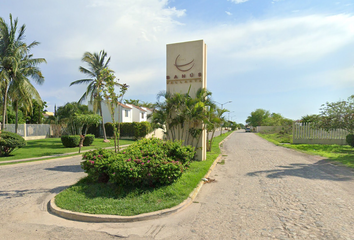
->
(1, 131), (354, 239)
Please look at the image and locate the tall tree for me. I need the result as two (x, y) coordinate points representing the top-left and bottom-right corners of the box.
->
(246, 109), (270, 127)
(0, 14), (46, 130)
(70, 50), (112, 140)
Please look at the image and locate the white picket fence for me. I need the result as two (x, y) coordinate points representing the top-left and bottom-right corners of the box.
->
(292, 123), (348, 145)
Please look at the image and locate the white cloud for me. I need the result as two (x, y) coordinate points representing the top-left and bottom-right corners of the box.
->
(225, 11), (232, 16)
(228, 0), (249, 4)
(202, 14), (354, 65)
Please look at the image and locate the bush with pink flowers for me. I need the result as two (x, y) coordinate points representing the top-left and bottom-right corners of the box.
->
(81, 138), (195, 187)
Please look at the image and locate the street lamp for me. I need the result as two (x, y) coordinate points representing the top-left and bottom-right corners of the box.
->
(214, 101), (232, 135)
(215, 101), (232, 110)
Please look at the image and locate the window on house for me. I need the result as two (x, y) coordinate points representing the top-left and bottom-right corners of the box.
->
(125, 110), (129, 117)
(141, 112), (145, 119)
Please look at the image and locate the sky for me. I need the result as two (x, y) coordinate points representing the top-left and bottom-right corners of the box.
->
(1, 0), (354, 124)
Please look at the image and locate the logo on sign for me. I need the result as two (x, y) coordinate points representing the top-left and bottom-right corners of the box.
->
(175, 54), (194, 72)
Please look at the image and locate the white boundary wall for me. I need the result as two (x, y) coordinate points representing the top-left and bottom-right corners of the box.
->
(292, 123), (348, 145)
(3, 123), (51, 140)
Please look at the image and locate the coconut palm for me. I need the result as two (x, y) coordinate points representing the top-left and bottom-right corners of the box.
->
(70, 50), (113, 140)
(8, 53), (45, 132)
(0, 14), (46, 130)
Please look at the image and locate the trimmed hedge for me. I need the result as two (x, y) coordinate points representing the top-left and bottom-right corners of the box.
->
(346, 134), (354, 147)
(61, 135), (80, 148)
(94, 122), (151, 139)
(83, 134), (95, 146)
(0, 131), (26, 156)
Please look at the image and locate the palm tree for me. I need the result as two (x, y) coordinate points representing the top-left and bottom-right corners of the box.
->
(9, 53), (45, 133)
(70, 50), (113, 140)
(0, 14), (46, 130)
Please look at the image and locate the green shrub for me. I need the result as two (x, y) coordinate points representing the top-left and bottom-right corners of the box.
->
(346, 134), (354, 147)
(61, 135), (80, 148)
(83, 134), (95, 146)
(120, 122), (135, 137)
(80, 138), (195, 187)
(81, 149), (116, 183)
(87, 124), (100, 138)
(104, 122), (114, 137)
(0, 131), (26, 156)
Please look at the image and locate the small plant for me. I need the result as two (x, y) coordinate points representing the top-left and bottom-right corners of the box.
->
(61, 135), (80, 148)
(0, 131), (26, 156)
(346, 134), (354, 147)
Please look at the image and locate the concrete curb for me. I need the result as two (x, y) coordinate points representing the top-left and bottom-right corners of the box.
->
(48, 131), (235, 222)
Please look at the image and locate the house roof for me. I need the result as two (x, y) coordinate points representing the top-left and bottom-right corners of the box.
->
(43, 112), (54, 117)
(126, 104), (147, 112)
(142, 107), (153, 112)
(117, 102), (132, 109)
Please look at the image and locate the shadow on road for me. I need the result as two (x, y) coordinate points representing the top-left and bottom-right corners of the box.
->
(0, 185), (71, 198)
(247, 159), (354, 181)
(45, 165), (83, 173)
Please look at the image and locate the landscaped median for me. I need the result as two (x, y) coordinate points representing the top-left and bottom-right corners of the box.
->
(257, 133), (354, 168)
(0, 138), (135, 165)
(49, 131), (234, 222)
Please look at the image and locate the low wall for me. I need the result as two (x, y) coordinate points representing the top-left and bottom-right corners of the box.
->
(24, 136), (48, 141)
(145, 128), (164, 140)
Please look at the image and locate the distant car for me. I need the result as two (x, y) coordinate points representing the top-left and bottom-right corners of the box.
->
(245, 127), (251, 132)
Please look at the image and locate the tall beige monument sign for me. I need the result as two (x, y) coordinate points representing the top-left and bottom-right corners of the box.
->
(166, 40), (207, 160)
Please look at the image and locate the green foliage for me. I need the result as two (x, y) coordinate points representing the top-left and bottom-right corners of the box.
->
(83, 134), (95, 146)
(311, 95), (354, 133)
(0, 14), (46, 130)
(56, 102), (94, 135)
(124, 99), (156, 109)
(246, 109), (270, 127)
(81, 149), (116, 182)
(120, 122), (135, 137)
(60, 135), (81, 148)
(81, 138), (196, 187)
(72, 113), (101, 135)
(346, 134), (354, 147)
(0, 131), (26, 156)
(23, 100), (47, 124)
(151, 88), (213, 151)
(301, 114), (320, 124)
(102, 122), (151, 138)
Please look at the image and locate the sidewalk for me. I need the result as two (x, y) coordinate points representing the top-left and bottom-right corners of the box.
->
(0, 144), (131, 165)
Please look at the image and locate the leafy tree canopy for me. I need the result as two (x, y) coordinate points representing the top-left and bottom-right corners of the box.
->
(312, 95), (354, 133)
(124, 99), (155, 109)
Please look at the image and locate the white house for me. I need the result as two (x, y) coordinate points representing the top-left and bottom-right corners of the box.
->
(88, 101), (133, 124)
(125, 104), (148, 122)
(141, 107), (153, 121)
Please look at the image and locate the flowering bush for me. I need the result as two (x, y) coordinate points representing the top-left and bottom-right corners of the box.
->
(81, 149), (115, 183)
(80, 138), (196, 187)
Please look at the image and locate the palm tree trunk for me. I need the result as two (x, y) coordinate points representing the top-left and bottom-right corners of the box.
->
(15, 102), (18, 133)
(2, 84), (8, 130)
(99, 103), (107, 140)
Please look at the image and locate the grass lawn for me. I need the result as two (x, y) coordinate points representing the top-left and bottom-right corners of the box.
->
(54, 131), (233, 216)
(0, 138), (135, 162)
(257, 133), (354, 168)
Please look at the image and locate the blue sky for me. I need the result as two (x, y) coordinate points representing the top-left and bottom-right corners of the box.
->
(1, 0), (354, 124)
